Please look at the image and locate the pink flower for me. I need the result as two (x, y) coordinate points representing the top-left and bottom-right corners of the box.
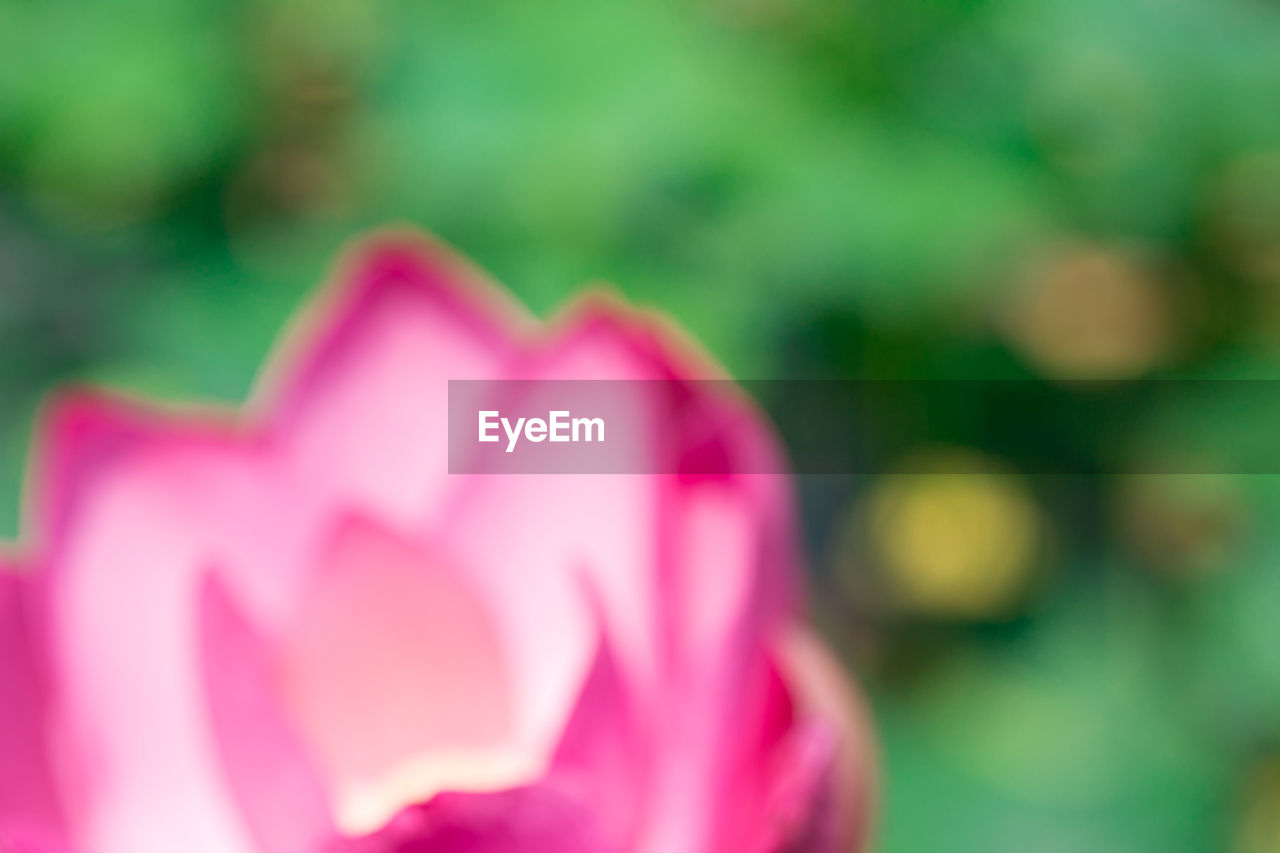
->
(0, 231), (874, 853)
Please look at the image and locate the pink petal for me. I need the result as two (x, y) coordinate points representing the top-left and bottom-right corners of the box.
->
(29, 391), (229, 563)
(446, 299), (801, 853)
(638, 485), (795, 853)
(0, 567), (63, 846)
(278, 517), (527, 835)
(198, 573), (335, 853)
(769, 628), (877, 852)
(332, 780), (612, 853)
(35, 397), (319, 853)
(754, 719), (844, 853)
(447, 296), (792, 692)
(703, 632), (874, 853)
(262, 231), (533, 528)
(0, 832), (71, 853)
(548, 617), (644, 847)
(337, 629), (640, 853)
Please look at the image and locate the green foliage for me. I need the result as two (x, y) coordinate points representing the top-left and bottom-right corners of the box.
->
(4, 0), (1280, 848)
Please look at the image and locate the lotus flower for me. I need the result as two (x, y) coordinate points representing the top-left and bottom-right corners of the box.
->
(0, 231), (873, 852)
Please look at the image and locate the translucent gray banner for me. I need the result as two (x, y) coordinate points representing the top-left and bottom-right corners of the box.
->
(447, 379), (1280, 475)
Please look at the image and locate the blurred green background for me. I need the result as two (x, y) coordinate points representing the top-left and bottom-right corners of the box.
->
(4, 0), (1280, 849)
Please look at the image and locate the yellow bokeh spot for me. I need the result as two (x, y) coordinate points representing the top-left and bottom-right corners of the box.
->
(865, 452), (1041, 619)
